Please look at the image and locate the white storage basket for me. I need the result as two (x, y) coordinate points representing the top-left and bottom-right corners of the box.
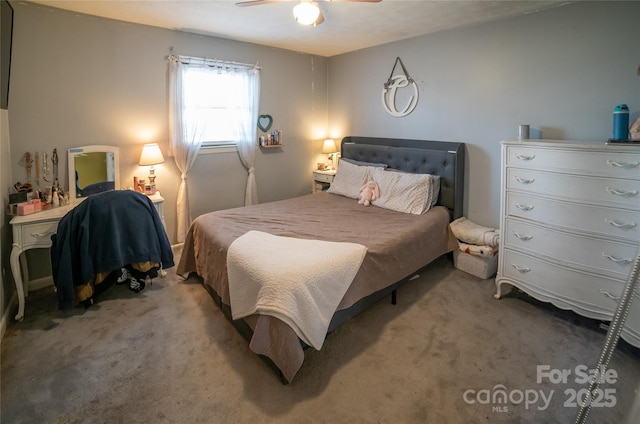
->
(453, 249), (498, 279)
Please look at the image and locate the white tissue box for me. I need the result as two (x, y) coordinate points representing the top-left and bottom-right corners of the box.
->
(453, 250), (498, 279)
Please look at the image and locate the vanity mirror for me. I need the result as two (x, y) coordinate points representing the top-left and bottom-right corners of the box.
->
(67, 145), (120, 200)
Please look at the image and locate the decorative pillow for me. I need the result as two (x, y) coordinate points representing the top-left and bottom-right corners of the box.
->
(339, 158), (388, 168)
(327, 160), (375, 199)
(370, 168), (439, 215)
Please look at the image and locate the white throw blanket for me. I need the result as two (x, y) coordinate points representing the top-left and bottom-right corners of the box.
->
(227, 231), (367, 350)
(450, 217), (500, 247)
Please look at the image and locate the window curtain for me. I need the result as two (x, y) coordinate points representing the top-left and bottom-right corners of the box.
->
(168, 55), (261, 242)
(168, 57), (205, 243)
(234, 68), (260, 206)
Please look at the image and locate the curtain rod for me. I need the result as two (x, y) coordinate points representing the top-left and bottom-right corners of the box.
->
(167, 53), (261, 70)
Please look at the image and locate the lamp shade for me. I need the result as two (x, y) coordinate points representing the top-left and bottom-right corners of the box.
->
(293, 1), (320, 25)
(139, 143), (165, 166)
(321, 139), (338, 154)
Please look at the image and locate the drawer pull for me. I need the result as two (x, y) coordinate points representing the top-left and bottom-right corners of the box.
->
(513, 231), (533, 241)
(515, 203), (534, 211)
(30, 231), (54, 239)
(607, 159), (640, 169)
(515, 154), (535, 161)
(600, 289), (620, 301)
(511, 264), (531, 273)
(605, 187), (639, 197)
(515, 176), (535, 184)
(604, 218), (637, 229)
(602, 290), (640, 301)
(602, 253), (632, 264)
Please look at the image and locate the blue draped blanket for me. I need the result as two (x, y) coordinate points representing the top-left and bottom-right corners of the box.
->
(51, 190), (174, 309)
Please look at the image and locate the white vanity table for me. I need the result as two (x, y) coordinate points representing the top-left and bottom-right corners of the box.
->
(9, 192), (165, 321)
(9, 144), (168, 321)
(10, 204), (74, 321)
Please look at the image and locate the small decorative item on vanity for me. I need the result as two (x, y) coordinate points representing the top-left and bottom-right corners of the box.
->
(51, 148), (59, 190)
(18, 152), (33, 183)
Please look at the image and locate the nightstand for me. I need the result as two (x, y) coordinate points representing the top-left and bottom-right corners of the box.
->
(312, 170), (337, 193)
(147, 191), (165, 228)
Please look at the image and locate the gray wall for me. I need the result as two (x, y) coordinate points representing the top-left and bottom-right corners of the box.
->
(328, 1), (640, 229)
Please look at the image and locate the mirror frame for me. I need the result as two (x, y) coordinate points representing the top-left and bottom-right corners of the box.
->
(67, 145), (120, 201)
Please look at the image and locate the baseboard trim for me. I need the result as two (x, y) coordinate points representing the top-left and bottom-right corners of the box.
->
(28, 276), (53, 292)
(0, 292), (16, 342)
(1, 276), (53, 341)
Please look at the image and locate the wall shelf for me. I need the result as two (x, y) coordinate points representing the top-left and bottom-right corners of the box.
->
(258, 130), (282, 148)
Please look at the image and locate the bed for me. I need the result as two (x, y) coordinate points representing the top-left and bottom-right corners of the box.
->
(177, 136), (465, 383)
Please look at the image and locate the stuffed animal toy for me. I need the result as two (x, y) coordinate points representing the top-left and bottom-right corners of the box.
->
(358, 181), (380, 206)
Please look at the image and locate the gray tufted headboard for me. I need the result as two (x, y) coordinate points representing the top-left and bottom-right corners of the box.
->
(340, 136), (465, 220)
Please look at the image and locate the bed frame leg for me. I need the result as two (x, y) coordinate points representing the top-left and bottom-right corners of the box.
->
(391, 289), (397, 305)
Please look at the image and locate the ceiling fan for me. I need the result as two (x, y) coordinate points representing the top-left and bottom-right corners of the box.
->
(235, 0), (382, 27)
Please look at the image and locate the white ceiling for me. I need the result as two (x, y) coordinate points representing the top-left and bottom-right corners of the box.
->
(27, 0), (572, 57)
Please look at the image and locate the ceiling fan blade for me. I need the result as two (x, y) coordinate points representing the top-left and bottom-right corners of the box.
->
(235, 0), (288, 7)
(314, 9), (325, 26)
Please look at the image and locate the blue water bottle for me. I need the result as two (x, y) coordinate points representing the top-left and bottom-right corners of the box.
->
(612, 104), (629, 140)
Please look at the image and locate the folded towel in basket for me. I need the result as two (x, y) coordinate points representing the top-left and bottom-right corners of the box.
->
(450, 217), (500, 247)
(458, 242), (498, 258)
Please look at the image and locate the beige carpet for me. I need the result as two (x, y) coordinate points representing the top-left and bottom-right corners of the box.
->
(2, 247), (638, 423)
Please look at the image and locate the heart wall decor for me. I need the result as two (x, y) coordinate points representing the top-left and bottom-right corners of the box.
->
(257, 115), (273, 132)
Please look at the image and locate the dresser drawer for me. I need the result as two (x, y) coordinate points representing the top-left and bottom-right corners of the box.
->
(506, 145), (640, 178)
(504, 218), (637, 279)
(506, 192), (640, 242)
(501, 249), (623, 317)
(21, 221), (58, 247)
(507, 168), (640, 209)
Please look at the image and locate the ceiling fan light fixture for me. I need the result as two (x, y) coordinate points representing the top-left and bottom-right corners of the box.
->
(293, 2), (320, 26)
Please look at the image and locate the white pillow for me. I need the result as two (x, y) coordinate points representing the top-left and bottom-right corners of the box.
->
(327, 160), (376, 199)
(370, 168), (439, 215)
(339, 158), (388, 168)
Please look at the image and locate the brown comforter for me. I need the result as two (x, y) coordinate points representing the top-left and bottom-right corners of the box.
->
(177, 192), (457, 382)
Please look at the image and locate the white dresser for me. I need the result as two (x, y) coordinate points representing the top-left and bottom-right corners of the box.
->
(494, 140), (640, 348)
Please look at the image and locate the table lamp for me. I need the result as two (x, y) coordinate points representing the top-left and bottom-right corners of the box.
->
(322, 139), (338, 167)
(139, 143), (165, 194)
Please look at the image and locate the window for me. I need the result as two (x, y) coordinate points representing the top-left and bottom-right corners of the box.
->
(182, 65), (253, 148)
